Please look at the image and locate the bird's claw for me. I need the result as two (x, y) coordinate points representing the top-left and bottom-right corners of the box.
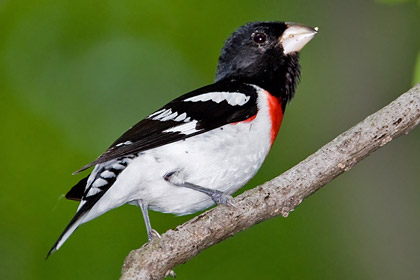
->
(147, 228), (161, 242)
(165, 269), (176, 278)
(211, 191), (236, 208)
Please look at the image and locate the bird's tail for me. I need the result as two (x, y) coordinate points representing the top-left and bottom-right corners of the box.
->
(46, 193), (104, 258)
(46, 209), (88, 258)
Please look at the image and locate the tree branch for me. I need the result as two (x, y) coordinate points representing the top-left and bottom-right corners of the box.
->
(120, 84), (420, 280)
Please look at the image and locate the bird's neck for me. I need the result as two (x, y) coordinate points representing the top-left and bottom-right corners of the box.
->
(218, 54), (301, 110)
(255, 54), (301, 109)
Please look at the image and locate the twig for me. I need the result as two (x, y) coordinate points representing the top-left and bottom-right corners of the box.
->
(120, 84), (420, 280)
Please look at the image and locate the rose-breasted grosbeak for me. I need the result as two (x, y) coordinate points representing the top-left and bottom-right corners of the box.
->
(48, 21), (317, 257)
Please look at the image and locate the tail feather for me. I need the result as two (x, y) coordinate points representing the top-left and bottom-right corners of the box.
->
(46, 212), (87, 258)
(65, 176), (89, 201)
(47, 193), (105, 258)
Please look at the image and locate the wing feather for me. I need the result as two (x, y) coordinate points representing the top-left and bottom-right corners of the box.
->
(74, 82), (259, 173)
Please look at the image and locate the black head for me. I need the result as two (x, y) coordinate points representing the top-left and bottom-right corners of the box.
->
(215, 21), (317, 106)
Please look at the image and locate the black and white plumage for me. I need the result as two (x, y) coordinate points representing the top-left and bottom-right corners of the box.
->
(48, 21), (317, 257)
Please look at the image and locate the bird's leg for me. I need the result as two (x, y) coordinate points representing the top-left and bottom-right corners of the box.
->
(164, 171), (236, 207)
(136, 199), (176, 278)
(136, 199), (160, 241)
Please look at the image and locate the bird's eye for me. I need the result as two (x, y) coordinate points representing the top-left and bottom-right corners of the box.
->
(252, 32), (267, 44)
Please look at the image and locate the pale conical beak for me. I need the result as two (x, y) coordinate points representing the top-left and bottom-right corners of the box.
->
(279, 23), (318, 55)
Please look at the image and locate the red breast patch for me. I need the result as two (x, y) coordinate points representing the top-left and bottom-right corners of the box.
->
(265, 91), (283, 146)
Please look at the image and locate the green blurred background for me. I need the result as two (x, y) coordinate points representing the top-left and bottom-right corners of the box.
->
(1, 0), (420, 279)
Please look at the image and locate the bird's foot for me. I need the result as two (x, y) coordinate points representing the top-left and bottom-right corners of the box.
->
(165, 269), (177, 278)
(211, 190), (236, 208)
(147, 228), (161, 242)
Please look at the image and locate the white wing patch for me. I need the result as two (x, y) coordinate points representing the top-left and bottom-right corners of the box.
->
(174, 112), (187, 122)
(86, 187), (102, 197)
(161, 112), (178, 121)
(100, 170), (116, 178)
(115, 141), (133, 147)
(92, 178), (107, 188)
(163, 120), (199, 135)
(147, 91), (250, 135)
(112, 163), (126, 170)
(151, 109), (174, 120)
(184, 91), (250, 106)
(148, 109), (190, 123)
(148, 108), (165, 118)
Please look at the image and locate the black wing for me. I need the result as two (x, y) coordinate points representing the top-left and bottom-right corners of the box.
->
(74, 81), (259, 173)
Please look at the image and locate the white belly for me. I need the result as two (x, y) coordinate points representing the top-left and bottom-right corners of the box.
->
(134, 120), (271, 215)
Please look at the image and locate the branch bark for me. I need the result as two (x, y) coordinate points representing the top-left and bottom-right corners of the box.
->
(120, 84), (420, 280)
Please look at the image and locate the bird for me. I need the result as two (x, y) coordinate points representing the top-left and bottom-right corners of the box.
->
(47, 21), (317, 257)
